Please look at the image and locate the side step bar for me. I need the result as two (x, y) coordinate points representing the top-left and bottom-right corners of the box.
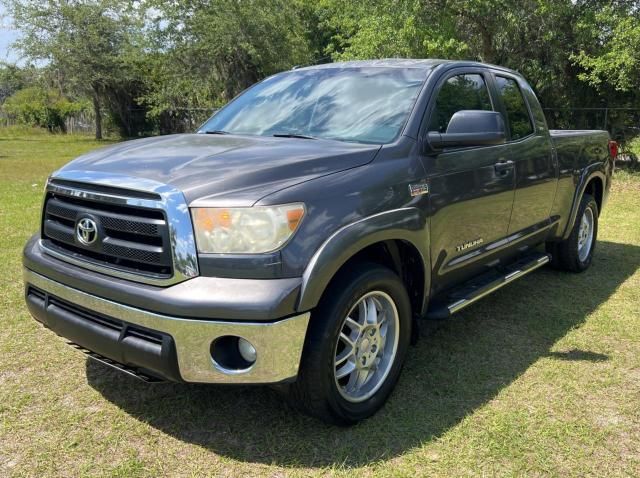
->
(426, 252), (551, 320)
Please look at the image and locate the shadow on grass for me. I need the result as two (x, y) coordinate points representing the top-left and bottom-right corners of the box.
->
(86, 240), (639, 468)
(546, 349), (609, 362)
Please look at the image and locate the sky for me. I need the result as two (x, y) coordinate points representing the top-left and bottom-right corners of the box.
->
(0, 5), (21, 64)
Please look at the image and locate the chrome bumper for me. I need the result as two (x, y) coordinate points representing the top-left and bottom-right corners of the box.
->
(24, 268), (310, 384)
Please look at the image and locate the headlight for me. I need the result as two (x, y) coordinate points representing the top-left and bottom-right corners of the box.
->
(191, 204), (305, 253)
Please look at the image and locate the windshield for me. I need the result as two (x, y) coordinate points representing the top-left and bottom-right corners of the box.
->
(199, 67), (429, 144)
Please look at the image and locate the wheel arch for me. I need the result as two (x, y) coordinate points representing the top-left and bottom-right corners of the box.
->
(584, 176), (604, 214)
(297, 208), (430, 317)
(562, 167), (606, 240)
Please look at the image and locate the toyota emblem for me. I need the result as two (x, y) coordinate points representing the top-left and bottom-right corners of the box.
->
(76, 217), (98, 245)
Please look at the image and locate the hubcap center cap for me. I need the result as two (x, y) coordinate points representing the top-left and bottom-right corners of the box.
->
(356, 329), (381, 367)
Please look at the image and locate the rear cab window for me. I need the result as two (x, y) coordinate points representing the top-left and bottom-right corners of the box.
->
(494, 76), (534, 140)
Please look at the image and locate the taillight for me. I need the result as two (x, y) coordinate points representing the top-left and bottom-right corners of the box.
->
(608, 140), (618, 160)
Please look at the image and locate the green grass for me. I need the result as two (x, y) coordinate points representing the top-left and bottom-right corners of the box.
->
(1, 127), (639, 477)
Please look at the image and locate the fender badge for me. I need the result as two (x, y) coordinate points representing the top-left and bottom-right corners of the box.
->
(456, 238), (484, 252)
(409, 182), (429, 197)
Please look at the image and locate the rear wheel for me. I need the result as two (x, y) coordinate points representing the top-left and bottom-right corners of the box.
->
(290, 263), (412, 425)
(548, 194), (598, 272)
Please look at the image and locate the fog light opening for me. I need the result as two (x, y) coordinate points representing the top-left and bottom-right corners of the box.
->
(210, 335), (257, 373)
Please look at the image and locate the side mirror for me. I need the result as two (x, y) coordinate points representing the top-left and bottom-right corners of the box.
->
(426, 110), (506, 151)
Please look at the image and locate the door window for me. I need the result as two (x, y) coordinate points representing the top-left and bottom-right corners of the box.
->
(495, 76), (534, 140)
(428, 74), (493, 133)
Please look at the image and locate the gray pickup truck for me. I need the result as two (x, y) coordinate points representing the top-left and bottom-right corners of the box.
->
(23, 59), (616, 425)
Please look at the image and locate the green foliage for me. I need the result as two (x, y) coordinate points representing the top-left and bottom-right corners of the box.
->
(0, 62), (29, 104)
(4, 0), (148, 137)
(2, 86), (87, 131)
(139, 0), (312, 132)
(316, 0), (468, 60)
(573, 7), (640, 93)
(315, 0), (586, 110)
(1, 0), (638, 138)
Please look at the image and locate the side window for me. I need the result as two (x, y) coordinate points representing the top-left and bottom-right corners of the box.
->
(523, 87), (548, 132)
(495, 76), (534, 140)
(428, 74), (493, 133)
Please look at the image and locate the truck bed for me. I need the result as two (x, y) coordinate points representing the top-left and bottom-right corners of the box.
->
(549, 129), (610, 155)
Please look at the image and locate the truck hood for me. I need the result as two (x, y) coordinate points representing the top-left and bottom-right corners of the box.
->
(55, 134), (381, 206)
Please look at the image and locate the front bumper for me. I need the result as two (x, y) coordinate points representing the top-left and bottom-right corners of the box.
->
(23, 235), (303, 322)
(24, 268), (310, 384)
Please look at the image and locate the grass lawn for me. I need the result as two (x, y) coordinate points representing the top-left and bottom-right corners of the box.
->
(1, 128), (639, 477)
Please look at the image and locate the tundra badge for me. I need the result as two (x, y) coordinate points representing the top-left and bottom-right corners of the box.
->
(456, 238), (484, 252)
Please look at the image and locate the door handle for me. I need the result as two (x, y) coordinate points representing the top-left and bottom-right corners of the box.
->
(494, 160), (514, 173)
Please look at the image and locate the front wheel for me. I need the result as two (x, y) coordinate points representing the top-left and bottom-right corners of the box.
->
(289, 263), (412, 425)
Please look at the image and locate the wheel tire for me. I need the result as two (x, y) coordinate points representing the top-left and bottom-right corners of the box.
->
(289, 263), (412, 426)
(548, 194), (598, 272)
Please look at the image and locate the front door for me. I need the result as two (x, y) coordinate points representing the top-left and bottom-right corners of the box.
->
(421, 70), (516, 293)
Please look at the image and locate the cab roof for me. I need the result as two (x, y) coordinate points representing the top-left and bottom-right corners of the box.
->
(296, 58), (521, 76)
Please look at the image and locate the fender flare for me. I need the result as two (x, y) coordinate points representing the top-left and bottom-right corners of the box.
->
(562, 164), (606, 240)
(296, 208), (430, 313)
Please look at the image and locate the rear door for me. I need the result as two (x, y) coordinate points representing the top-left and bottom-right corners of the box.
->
(421, 68), (516, 293)
(490, 72), (556, 235)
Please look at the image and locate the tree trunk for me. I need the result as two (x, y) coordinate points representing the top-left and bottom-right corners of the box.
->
(479, 26), (496, 64)
(93, 93), (103, 140)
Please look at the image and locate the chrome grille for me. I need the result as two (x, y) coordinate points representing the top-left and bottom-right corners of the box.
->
(42, 192), (173, 278)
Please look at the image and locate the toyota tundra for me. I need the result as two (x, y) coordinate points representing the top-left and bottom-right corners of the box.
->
(23, 59), (617, 425)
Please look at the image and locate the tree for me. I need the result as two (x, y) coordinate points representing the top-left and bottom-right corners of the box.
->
(573, 4), (640, 93)
(3, 0), (145, 138)
(2, 85), (86, 131)
(315, 0), (468, 60)
(571, 2), (640, 144)
(314, 1), (626, 116)
(3, 0), (637, 138)
(0, 62), (29, 103)
(140, 0), (312, 130)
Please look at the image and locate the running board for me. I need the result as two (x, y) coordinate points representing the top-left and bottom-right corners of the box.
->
(426, 252), (551, 320)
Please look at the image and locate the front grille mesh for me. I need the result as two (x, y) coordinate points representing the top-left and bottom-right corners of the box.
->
(102, 242), (163, 264)
(46, 201), (77, 221)
(101, 216), (160, 236)
(45, 223), (75, 243)
(41, 191), (173, 278)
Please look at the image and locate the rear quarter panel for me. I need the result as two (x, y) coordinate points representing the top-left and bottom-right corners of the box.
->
(549, 130), (611, 239)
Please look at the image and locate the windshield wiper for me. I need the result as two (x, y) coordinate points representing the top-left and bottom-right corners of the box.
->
(272, 133), (317, 140)
(203, 130), (231, 135)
